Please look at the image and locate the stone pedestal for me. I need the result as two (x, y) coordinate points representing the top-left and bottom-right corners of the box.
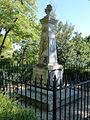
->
(48, 63), (63, 86)
(33, 64), (48, 84)
(33, 63), (63, 86)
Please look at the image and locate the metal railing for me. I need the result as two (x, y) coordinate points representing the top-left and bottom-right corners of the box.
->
(0, 63), (90, 120)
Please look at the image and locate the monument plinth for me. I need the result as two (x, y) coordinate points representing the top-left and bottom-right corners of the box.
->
(33, 4), (63, 85)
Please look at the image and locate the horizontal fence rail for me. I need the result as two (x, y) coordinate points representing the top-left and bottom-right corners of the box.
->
(0, 63), (90, 120)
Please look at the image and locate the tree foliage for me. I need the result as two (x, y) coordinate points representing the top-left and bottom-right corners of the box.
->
(66, 33), (90, 66)
(56, 21), (74, 64)
(56, 21), (90, 66)
(0, 0), (40, 57)
(13, 40), (40, 64)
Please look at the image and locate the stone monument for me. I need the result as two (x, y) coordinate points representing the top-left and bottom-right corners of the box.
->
(16, 5), (82, 120)
(33, 4), (63, 86)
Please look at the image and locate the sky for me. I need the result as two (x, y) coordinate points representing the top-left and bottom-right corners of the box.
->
(36, 0), (90, 37)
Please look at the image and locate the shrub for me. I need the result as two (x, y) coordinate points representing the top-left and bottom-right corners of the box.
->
(0, 92), (35, 120)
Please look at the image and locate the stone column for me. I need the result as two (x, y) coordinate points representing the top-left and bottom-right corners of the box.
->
(39, 4), (57, 65)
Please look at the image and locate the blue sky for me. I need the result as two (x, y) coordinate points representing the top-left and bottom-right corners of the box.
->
(36, 0), (90, 37)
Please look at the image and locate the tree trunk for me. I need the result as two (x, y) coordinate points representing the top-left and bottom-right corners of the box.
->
(0, 28), (2, 33)
(0, 29), (11, 56)
(0, 18), (18, 57)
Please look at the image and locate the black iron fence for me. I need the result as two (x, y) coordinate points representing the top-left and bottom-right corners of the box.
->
(0, 63), (90, 120)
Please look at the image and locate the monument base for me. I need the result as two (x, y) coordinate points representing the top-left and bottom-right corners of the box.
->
(48, 63), (63, 86)
(33, 64), (48, 84)
(33, 63), (63, 86)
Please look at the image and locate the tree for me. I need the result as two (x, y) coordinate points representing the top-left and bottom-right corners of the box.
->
(13, 39), (40, 64)
(85, 35), (90, 44)
(65, 32), (90, 66)
(0, 0), (40, 57)
(56, 21), (90, 66)
(56, 21), (74, 64)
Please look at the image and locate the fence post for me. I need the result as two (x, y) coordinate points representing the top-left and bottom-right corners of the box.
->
(53, 75), (57, 120)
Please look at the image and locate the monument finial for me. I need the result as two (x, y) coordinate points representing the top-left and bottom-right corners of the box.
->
(45, 4), (52, 15)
